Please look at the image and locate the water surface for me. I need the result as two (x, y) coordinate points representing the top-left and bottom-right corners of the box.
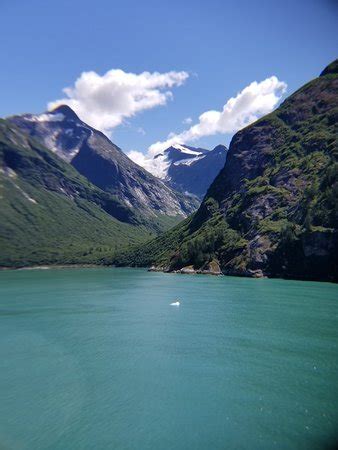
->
(0, 268), (337, 449)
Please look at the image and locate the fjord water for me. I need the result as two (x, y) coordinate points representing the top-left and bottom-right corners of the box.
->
(0, 269), (337, 450)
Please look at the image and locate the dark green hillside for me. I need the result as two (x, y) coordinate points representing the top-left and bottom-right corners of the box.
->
(117, 60), (338, 282)
(0, 121), (155, 267)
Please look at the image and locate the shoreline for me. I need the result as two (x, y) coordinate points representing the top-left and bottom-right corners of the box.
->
(147, 265), (337, 284)
(0, 263), (107, 271)
(0, 263), (336, 284)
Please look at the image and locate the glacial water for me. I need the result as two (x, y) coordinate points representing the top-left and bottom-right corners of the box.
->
(0, 268), (337, 450)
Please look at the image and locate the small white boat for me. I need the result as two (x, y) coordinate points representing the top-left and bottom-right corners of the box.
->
(170, 300), (180, 306)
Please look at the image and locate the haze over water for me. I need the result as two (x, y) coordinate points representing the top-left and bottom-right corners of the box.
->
(0, 268), (337, 450)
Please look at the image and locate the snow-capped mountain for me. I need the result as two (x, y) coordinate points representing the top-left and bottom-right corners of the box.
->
(9, 105), (91, 162)
(9, 106), (199, 217)
(154, 144), (227, 198)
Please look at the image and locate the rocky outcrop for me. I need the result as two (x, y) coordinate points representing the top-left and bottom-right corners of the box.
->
(148, 259), (223, 276)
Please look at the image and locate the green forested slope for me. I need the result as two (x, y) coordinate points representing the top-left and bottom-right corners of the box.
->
(0, 120), (155, 267)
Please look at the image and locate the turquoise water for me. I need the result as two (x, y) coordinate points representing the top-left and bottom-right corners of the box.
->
(0, 268), (337, 450)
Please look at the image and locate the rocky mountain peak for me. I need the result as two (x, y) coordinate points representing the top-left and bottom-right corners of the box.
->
(50, 104), (81, 121)
(9, 109), (199, 218)
(161, 143), (227, 198)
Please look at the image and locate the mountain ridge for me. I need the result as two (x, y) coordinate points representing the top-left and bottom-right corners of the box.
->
(151, 143), (227, 198)
(115, 60), (338, 282)
(9, 108), (199, 218)
(0, 119), (159, 267)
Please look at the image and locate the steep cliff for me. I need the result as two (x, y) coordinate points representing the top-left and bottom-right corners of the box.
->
(117, 60), (338, 282)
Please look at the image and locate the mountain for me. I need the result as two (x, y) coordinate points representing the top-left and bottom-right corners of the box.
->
(153, 143), (227, 198)
(116, 60), (338, 282)
(0, 119), (164, 267)
(9, 106), (199, 218)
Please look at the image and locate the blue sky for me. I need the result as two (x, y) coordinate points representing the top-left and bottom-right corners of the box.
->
(1, 0), (337, 161)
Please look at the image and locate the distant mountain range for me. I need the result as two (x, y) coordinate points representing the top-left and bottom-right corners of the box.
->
(116, 60), (338, 282)
(9, 106), (199, 218)
(153, 144), (227, 198)
(1, 107), (214, 267)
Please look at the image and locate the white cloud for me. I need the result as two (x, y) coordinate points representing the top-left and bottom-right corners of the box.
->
(137, 127), (146, 135)
(128, 150), (170, 178)
(128, 75), (287, 178)
(48, 69), (189, 135)
(149, 76), (287, 154)
(182, 117), (193, 125)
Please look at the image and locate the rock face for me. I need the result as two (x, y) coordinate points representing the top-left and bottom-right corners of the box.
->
(118, 60), (338, 282)
(153, 144), (227, 198)
(9, 106), (198, 218)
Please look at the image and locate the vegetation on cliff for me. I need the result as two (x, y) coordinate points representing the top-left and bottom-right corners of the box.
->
(116, 60), (338, 281)
(0, 121), (159, 267)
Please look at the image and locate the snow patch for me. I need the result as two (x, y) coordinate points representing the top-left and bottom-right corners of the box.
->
(13, 183), (37, 204)
(1, 167), (18, 178)
(40, 129), (82, 162)
(128, 144), (208, 179)
(27, 113), (65, 123)
(128, 150), (170, 179)
(24, 193), (37, 204)
(6, 167), (17, 178)
(170, 144), (201, 155)
(173, 154), (206, 166)
(26, 113), (65, 122)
